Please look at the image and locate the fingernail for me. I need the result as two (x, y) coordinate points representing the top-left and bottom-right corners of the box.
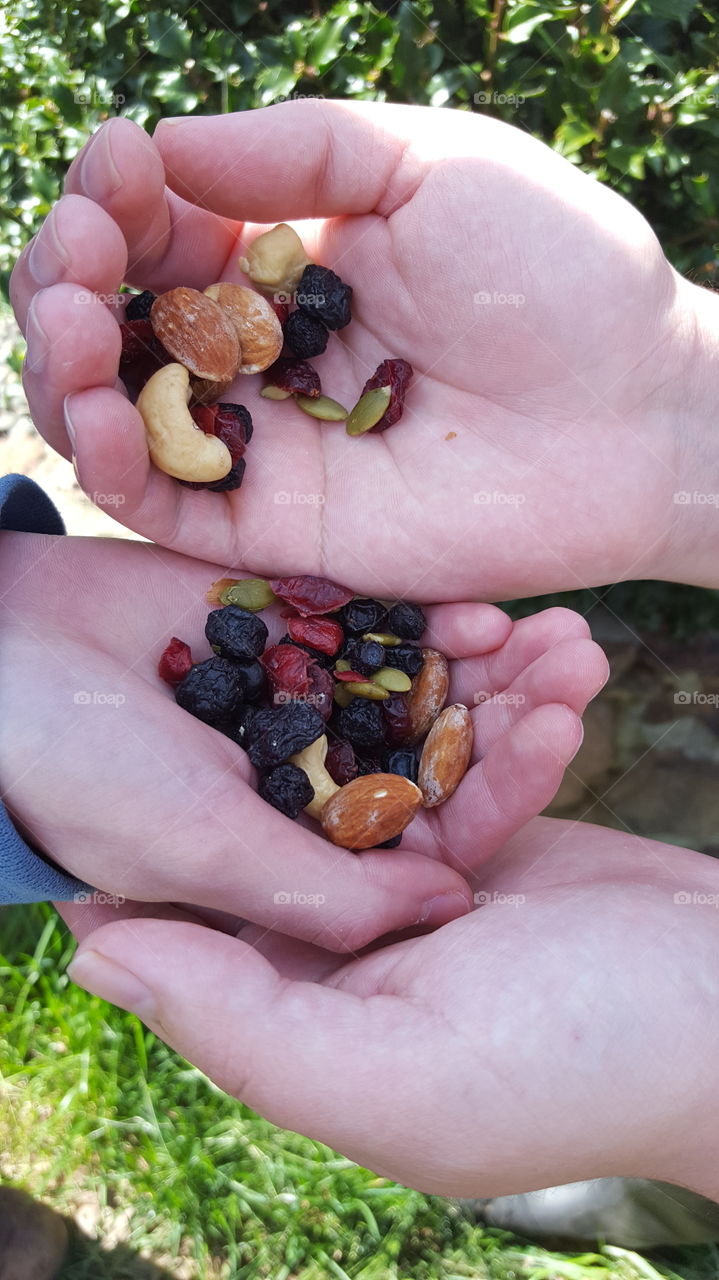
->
(28, 214), (71, 286)
(79, 124), (123, 201)
(64, 394), (78, 451)
(68, 949), (157, 1020)
(569, 722), (585, 762)
(417, 891), (471, 928)
(24, 298), (50, 375)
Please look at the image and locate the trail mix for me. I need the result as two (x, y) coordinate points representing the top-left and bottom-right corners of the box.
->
(118, 224), (413, 491)
(160, 574), (473, 850)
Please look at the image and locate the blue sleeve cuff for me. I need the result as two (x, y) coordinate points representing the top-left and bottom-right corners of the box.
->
(0, 474), (92, 904)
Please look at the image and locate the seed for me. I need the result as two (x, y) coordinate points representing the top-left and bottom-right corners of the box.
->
(346, 386), (391, 437)
(363, 632), (402, 647)
(372, 667), (412, 693)
(343, 680), (389, 701)
(260, 385), (293, 400)
(335, 659), (352, 673)
(220, 578), (277, 611)
(333, 684), (355, 708)
(296, 394), (348, 422)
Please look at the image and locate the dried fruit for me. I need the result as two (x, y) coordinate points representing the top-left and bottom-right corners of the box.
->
(239, 224), (312, 296)
(287, 616), (344, 656)
(204, 282), (283, 374)
(125, 290), (156, 321)
(341, 639), (385, 675)
(119, 318), (172, 395)
(360, 359), (413, 433)
(372, 667), (412, 693)
(418, 704), (473, 807)
(269, 575), (354, 617)
(158, 637), (193, 687)
(284, 310), (329, 359)
(289, 735), (339, 819)
(383, 748), (419, 785)
(325, 739), (359, 786)
(297, 264), (353, 330)
(384, 644), (424, 677)
(221, 579), (277, 611)
(264, 357), (321, 399)
(295, 394), (348, 422)
(405, 649), (450, 744)
(338, 599), (388, 636)
(175, 657), (246, 726)
(151, 287), (240, 383)
(387, 602), (426, 641)
(382, 692), (413, 745)
(337, 699), (386, 750)
(246, 702), (325, 770)
(205, 605), (268, 660)
(345, 386), (391, 438)
(259, 763), (315, 818)
(306, 663), (335, 721)
(321, 773), (423, 850)
(189, 373), (234, 406)
(262, 643), (314, 701)
(182, 401), (252, 492)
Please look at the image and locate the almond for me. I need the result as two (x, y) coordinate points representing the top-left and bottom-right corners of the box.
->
(151, 287), (240, 383)
(321, 773), (423, 850)
(418, 704), (473, 807)
(405, 648), (450, 744)
(190, 374), (234, 405)
(204, 282), (283, 375)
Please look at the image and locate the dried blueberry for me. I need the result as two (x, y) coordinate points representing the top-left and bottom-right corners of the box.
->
(284, 310), (329, 359)
(384, 645), (424, 677)
(382, 749), (419, 785)
(205, 606), (268, 661)
(125, 290), (156, 322)
(336, 699), (386, 751)
(342, 639), (385, 676)
(259, 763), (315, 818)
(175, 657), (246, 726)
(338, 598), (388, 636)
(297, 264), (353, 331)
(387, 602), (426, 641)
(223, 705), (257, 747)
(378, 834), (402, 849)
(246, 702), (325, 769)
(234, 659), (268, 704)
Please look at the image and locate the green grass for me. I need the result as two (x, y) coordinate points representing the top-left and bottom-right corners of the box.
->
(0, 906), (717, 1279)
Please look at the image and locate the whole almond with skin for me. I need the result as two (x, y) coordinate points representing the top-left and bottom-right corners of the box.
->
(151, 288), (240, 383)
(405, 648), (450, 745)
(321, 773), (423, 850)
(418, 704), (473, 807)
(204, 283), (283, 374)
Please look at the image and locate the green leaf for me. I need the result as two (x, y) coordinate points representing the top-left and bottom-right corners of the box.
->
(503, 3), (554, 44)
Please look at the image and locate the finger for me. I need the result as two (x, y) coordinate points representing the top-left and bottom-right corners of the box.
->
(64, 119), (238, 289)
(22, 284), (122, 457)
(448, 607), (591, 706)
(67, 917), (424, 1167)
(471, 637), (609, 758)
(429, 703), (583, 875)
(10, 196), (128, 335)
(421, 602), (511, 662)
(55, 897), (215, 942)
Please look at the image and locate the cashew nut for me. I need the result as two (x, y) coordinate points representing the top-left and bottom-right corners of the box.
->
(289, 734), (340, 820)
(136, 364), (232, 483)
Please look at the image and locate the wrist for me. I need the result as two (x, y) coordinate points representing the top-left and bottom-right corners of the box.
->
(653, 274), (719, 588)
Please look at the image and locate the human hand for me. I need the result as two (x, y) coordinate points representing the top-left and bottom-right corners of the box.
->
(12, 103), (719, 595)
(68, 817), (719, 1203)
(0, 533), (602, 942)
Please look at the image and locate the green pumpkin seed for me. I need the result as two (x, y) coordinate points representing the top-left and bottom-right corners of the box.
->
(345, 385), (391, 437)
(295, 394), (349, 421)
(343, 680), (389, 701)
(260, 386), (293, 400)
(221, 578), (277, 611)
(372, 667), (412, 693)
(362, 631), (402, 647)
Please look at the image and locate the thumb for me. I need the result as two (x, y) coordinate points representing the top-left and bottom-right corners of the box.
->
(67, 918), (412, 1153)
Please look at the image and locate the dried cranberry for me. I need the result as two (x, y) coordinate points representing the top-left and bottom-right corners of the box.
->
(271, 299), (291, 326)
(119, 319), (172, 396)
(264, 357), (321, 398)
(334, 669), (366, 682)
(382, 692), (413, 745)
(287, 616), (344, 656)
(360, 359), (413, 433)
(261, 643), (313, 701)
(306, 662), (334, 721)
(269, 575), (354, 617)
(182, 403), (252, 493)
(158, 637), (193, 687)
(325, 739), (359, 786)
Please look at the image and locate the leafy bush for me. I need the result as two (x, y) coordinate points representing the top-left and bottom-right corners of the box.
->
(2, 0), (719, 291)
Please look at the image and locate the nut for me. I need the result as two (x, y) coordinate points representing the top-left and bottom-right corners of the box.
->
(150, 288), (240, 383)
(346, 385), (391, 437)
(289, 735), (339, 820)
(418, 704), (473, 807)
(238, 223), (312, 296)
(295, 394), (348, 422)
(405, 649), (450, 744)
(321, 773), (423, 849)
(136, 363), (232, 482)
(204, 282), (282, 375)
(190, 374), (234, 406)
